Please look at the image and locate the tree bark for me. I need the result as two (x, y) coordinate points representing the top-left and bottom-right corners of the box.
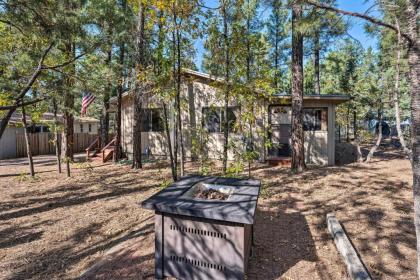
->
(132, 0), (146, 169)
(346, 104), (350, 142)
(245, 1), (254, 178)
(405, 1), (420, 276)
(21, 105), (35, 177)
(222, 1), (230, 174)
(175, 16), (185, 177)
(274, 21), (279, 89)
(63, 42), (75, 177)
(114, 43), (124, 162)
(172, 4), (179, 178)
(163, 103), (177, 181)
(313, 32), (321, 95)
(155, 7), (176, 179)
(394, 18), (412, 160)
(100, 50), (112, 148)
(53, 98), (61, 174)
(291, 3), (305, 173)
(353, 108), (357, 140)
(0, 109), (16, 140)
(132, 93), (143, 169)
(366, 109), (382, 162)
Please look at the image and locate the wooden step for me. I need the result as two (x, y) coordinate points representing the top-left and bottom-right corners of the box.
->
(102, 148), (114, 162)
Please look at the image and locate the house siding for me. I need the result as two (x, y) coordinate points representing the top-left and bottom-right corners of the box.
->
(119, 78), (339, 166)
(120, 94), (169, 160)
(74, 122), (99, 134)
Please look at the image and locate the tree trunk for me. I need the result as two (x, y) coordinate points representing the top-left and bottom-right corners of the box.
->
(355, 139), (363, 162)
(346, 104), (350, 142)
(274, 7), (280, 89)
(313, 32), (321, 95)
(132, 0), (146, 169)
(132, 92), (143, 169)
(222, 1), (230, 174)
(291, 3), (305, 173)
(155, 7), (176, 179)
(63, 42), (75, 177)
(353, 108), (357, 140)
(100, 50), (112, 148)
(405, 1), (420, 276)
(246, 4), (251, 84)
(172, 4), (178, 178)
(53, 98), (61, 174)
(366, 109), (382, 162)
(163, 103), (177, 181)
(21, 105), (35, 177)
(245, 1), (252, 177)
(114, 43), (124, 162)
(394, 18), (412, 160)
(176, 19), (185, 177)
(0, 109), (15, 140)
(353, 108), (363, 161)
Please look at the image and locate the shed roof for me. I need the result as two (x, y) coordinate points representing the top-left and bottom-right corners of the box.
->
(272, 93), (351, 105)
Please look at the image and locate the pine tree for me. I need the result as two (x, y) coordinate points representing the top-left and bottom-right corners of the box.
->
(291, 2), (305, 172)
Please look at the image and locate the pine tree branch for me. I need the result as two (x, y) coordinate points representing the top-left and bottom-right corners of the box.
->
(41, 52), (86, 70)
(16, 42), (54, 101)
(303, 0), (414, 44)
(0, 97), (47, 110)
(0, 18), (25, 34)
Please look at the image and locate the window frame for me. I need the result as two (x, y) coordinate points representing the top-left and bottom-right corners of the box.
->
(303, 107), (328, 132)
(202, 106), (239, 134)
(80, 124), (84, 133)
(141, 108), (164, 133)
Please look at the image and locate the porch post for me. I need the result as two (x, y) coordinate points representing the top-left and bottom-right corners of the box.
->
(327, 103), (336, 166)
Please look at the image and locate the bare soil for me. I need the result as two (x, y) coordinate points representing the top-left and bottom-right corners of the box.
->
(0, 148), (415, 280)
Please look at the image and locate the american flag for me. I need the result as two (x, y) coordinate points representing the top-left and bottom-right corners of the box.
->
(81, 93), (96, 115)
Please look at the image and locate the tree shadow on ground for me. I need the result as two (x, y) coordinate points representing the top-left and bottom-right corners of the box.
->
(0, 172), (156, 221)
(6, 216), (155, 280)
(252, 150), (416, 279)
(247, 208), (319, 279)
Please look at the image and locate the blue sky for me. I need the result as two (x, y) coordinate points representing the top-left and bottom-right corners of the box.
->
(194, 0), (380, 70)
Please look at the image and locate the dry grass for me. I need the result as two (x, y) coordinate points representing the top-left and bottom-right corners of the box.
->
(0, 148), (415, 280)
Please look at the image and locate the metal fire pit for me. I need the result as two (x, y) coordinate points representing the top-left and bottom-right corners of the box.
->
(141, 176), (261, 280)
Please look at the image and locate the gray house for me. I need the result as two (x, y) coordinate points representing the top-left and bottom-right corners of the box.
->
(111, 69), (349, 166)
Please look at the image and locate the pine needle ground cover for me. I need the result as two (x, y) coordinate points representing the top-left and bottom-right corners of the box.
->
(0, 149), (414, 279)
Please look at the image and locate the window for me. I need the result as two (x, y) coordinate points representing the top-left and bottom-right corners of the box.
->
(80, 124), (84, 133)
(303, 108), (327, 131)
(88, 123), (92, 132)
(141, 108), (164, 132)
(202, 107), (238, 133)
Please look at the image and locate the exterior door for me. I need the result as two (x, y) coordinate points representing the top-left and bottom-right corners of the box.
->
(268, 105), (291, 157)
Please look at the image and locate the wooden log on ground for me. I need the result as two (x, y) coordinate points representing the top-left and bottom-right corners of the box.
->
(326, 213), (372, 280)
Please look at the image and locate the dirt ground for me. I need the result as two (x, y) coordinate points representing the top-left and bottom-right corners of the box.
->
(0, 148), (415, 280)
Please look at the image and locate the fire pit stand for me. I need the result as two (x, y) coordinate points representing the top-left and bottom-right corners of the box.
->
(141, 176), (261, 280)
